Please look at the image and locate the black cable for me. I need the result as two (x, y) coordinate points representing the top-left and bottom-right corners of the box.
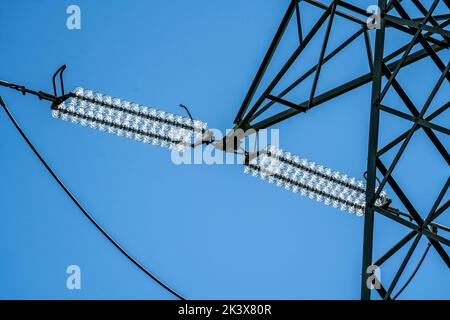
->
(363, 171), (382, 186)
(52, 65), (67, 96)
(393, 241), (432, 300)
(179, 104), (194, 120)
(0, 96), (185, 300)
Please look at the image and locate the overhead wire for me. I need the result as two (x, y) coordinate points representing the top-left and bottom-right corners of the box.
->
(393, 241), (432, 300)
(0, 96), (185, 300)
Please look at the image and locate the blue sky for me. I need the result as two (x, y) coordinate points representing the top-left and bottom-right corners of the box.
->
(0, 0), (448, 299)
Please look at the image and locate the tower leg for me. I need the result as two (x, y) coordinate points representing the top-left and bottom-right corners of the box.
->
(361, 0), (387, 301)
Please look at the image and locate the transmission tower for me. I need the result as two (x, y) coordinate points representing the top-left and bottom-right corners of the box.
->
(1, 0), (448, 300)
(233, 0), (449, 300)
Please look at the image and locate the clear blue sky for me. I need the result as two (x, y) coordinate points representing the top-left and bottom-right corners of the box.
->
(0, 0), (448, 299)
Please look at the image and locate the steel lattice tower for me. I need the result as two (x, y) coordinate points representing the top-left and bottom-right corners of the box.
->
(232, 0), (449, 300)
(0, 0), (448, 300)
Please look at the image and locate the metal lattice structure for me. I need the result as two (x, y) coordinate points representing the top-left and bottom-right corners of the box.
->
(232, 0), (449, 300)
(0, 0), (448, 300)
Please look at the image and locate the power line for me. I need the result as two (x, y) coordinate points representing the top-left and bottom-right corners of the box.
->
(393, 242), (432, 300)
(0, 96), (185, 300)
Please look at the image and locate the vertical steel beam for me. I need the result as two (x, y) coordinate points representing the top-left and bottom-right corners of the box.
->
(361, 0), (387, 301)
